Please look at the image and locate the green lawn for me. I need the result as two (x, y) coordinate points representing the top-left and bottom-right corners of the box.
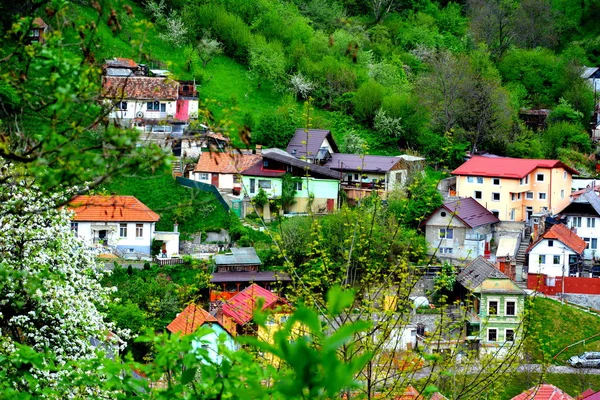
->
(525, 296), (600, 364)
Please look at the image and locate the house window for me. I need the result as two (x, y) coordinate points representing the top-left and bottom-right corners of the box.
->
(572, 217), (582, 228)
(492, 193), (500, 201)
(593, 238), (598, 250)
(506, 301), (516, 316)
(440, 247), (453, 254)
(199, 173), (209, 180)
(488, 300), (498, 315)
(147, 101), (160, 111)
(474, 191), (482, 200)
(548, 240), (553, 247)
(70, 222), (78, 236)
(439, 228), (454, 239)
(467, 176), (474, 183)
(588, 218), (596, 228)
(493, 178), (500, 185)
(505, 329), (515, 342)
(263, 160), (269, 167)
(546, 276), (556, 287)
(119, 223), (127, 238)
(488, 328), (497, 342)
(585, 238), (590, 249)
(510, 209), (516, 220)
(539, 255), (546, 264)
(526, 191), (534, 199)
(511, 193), (516, 201)
(553, 255), (560, 265)
(492, 211), (499, 218)
(233, 175), (241, 184)
(295, 181), (303, 191)
(135, 224), (143, 238)
(538, 192), (547, 200)
(520, 176), (529, 185)
(518, 193), (521, 200)
(564, 171), (567, 180)
(476, 177), (484, 184)
(258, 180), (271, 189)
(536, 173), (545, 182)
(560, 189), (565, 199)
(115, 101), (127, 110)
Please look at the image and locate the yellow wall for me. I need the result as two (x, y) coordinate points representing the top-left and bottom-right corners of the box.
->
(455, 167), (572, 221)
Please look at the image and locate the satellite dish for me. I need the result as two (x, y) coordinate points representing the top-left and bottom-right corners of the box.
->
(135, 111), (144, 118)
(413, 296), (429, 309)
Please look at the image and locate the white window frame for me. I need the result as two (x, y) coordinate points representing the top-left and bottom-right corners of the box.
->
(539, 255), (546, 264)
(474, 191), (482, 200)
(488, 299), (499, 316)
(520, 176), (529, 185)
(467, 176), (474, 183)
(538, 192), (547, 200)
(492, 192), (500, 202)
(439, 228), (454, 240)
(119, 223), (128, 238)
(505, 299), (517, 316)
(526, 191), (534, 199)
(492, 178), (500, 186)
(553, 255), (561, 265)
(587, 218), (596, 228)
(561, 189), (565, 199)
(487, 328), (498, 342)
(536, 173), (545, 182)
(505, 328), (515, 342)
(564, 171), (567, 180)
(135, 223), (144, 238)
(199, 173), (209, 180)
(295, 181), (303, 191)
(572, 217), (582, 228)
(476, 177), (484, 184)
(593, 238), (598, 250)
(258, 180), (272, 189)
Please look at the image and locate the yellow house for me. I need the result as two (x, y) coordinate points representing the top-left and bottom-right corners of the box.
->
(452, 156), (578, 222)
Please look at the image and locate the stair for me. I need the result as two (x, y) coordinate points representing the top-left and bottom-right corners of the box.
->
(171, 158), (182, 178)
(515, 226), (532, 267)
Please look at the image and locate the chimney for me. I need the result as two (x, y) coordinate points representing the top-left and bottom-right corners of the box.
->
(174, 223), (178, 233)
(255, 145), (262, 154)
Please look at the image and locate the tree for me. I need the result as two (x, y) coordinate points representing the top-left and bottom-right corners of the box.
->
(253, 104), (300, 148)
(513, 0), (557, 49)
(467, 0), (516, 60)
(248, 36), (287, 90)
(197, 36), (223, 67)
(353, 80), (385, 125)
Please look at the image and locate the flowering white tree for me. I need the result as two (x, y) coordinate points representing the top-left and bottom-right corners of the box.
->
(0, 180), (120, 394)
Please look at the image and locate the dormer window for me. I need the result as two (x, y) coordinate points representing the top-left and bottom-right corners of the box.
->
(263, 160), (269, 167)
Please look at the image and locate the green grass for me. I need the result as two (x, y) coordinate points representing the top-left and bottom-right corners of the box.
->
(99, 168), (229, 235)
(499, 372), (600, 399)
(525, 297), (600, 364)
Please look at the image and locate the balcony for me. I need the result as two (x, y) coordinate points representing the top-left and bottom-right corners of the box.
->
(465, 232), (486, 241)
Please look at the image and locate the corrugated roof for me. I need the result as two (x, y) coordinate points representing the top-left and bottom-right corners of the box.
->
(326, 153), (403, 173)
(106, 68), (133, 77)
(69, 195), (160, 222)
(582, 67), (600, 79)
(211, 271), (291, 283)
(456, 256), (510, 292)
(221, 284), (282, 325)
(195, 152), (261, 174)
(104, 58), (138, 68)
(510, 384), (574, 400)
(166, 304), (217, 335)
(441, 197), (500, 228)
(285, 129), (338, 159)
(241, 148), (340, 179)
(529, 223), (586, 254)
(452, 156), (579, 179)
(215, 247), (262, 266)
(102, 76), (179, 100)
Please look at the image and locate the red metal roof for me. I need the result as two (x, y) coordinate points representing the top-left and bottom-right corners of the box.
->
(529, 223), (586, 254)
(511, 384), (574, 400)
(452, 156), (579, 179)
(221, 284), (282, 325)
(166, 304), (217, 335)
(69, 195), (160, 222)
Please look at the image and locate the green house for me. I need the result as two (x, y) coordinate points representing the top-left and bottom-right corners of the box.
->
(456, 256), (526, 353)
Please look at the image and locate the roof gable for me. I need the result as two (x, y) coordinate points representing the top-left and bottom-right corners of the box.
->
(285, 129), (339, 159)
(69, 195), (160, 222)
(452, 156), (579, 179)
(221, 284), (283, 325)
(166, 304), (217, 335)
(510, 384), (574, 400)
(457, 256), (512, 292)
(194, 152), (262, 174)
(529, 223), (586, 254)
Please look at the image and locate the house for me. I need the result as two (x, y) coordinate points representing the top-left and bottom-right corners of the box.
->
(167, 304), (237, 364)
(510, 384), (574, 400)
(325, 154), (425, 190)
(527, 223), (586, 278)
(241, 148), (340, 215)
(210, 247), (291, 302)
(451, 156), (578, 222)
(68, 195), (160, 256)
(456, 257), (526, 352)
(582, 67), (600, 95)
(559, 188), (600, 261)
(27, 17), (49, 44)
(101, 59), (198, 129)
(191, 152), (261, 192)
(221, 284), (289, 336)
(285, 128), (339, 164)
(422, 197), (499, 262)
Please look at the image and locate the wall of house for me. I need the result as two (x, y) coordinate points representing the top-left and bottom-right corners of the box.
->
(241, 176), (282, 198)
(528, 239), (575, 277)
(154, 231), (180, 257)
(191, 172), (236, 190)
(73, 221), (154, 254)
(455, 167), (572, 221)
(341, 171), (385, 184)
(108, 100), (177, 121)
(478, 291), (524, 346)
(567, 216), (599, 260)
(191, 323), (237, 364)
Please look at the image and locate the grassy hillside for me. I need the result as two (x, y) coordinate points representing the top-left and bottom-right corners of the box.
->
(525, 296), (600, 364)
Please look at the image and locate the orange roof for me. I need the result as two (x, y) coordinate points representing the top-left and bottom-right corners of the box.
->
(195, 152), (261, 174)
(69, 195), (160, 222)
(452, 156), (579, 179)
(397, 385), (424, 400)
(511, 384), (574, 400)
(222, 284), (283, 325)
(32, 17), (48, 28)
(430, 393), (448, 400)
(167, 304), (217, 335)
(529, 223), (586, 254)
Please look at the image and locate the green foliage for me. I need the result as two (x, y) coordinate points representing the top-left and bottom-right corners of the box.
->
(279, 173), (301, 213)
(548, 98), (584, 125)
(249, 36), (287, 89)
(387, 172), (443, 229)
(253, 104), (301, 148)
(352, 80), (385, 124)
(253, 188), (269, 209)
(542, 121), (591, 159)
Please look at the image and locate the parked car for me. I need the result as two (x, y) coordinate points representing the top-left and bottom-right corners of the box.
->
(568, 352), (600, 368)
(591, 265), (600, 278)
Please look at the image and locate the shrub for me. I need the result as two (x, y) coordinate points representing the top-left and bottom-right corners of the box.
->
(353, 80), (385, 125)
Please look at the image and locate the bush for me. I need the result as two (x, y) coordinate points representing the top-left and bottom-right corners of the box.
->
(353, 80), (385, 125)
(253, 106), (300, 148)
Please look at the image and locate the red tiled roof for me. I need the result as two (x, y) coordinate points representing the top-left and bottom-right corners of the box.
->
(32, 17), (48, 28)
(511, 384), (574, 400)
(397, 385), (424, 400)
(195, 152), (262, 174)
(102, 76), (179, 100)
(222, 284), (282, 325)
(529, 223), (586, 254)
(166, 304), (217, 335)
(69, 195), (160, 222)
(452, 156), (579, 179)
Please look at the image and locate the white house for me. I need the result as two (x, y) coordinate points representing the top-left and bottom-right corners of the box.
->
(527, 223), (586, 278)
(559, 188), (600, 260)
(69, 195), (160, 256)
(191, 151), (261, 191)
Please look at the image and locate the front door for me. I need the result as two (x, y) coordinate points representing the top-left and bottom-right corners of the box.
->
(211, 173), (219, 187)
(526, 206), (533, 223)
